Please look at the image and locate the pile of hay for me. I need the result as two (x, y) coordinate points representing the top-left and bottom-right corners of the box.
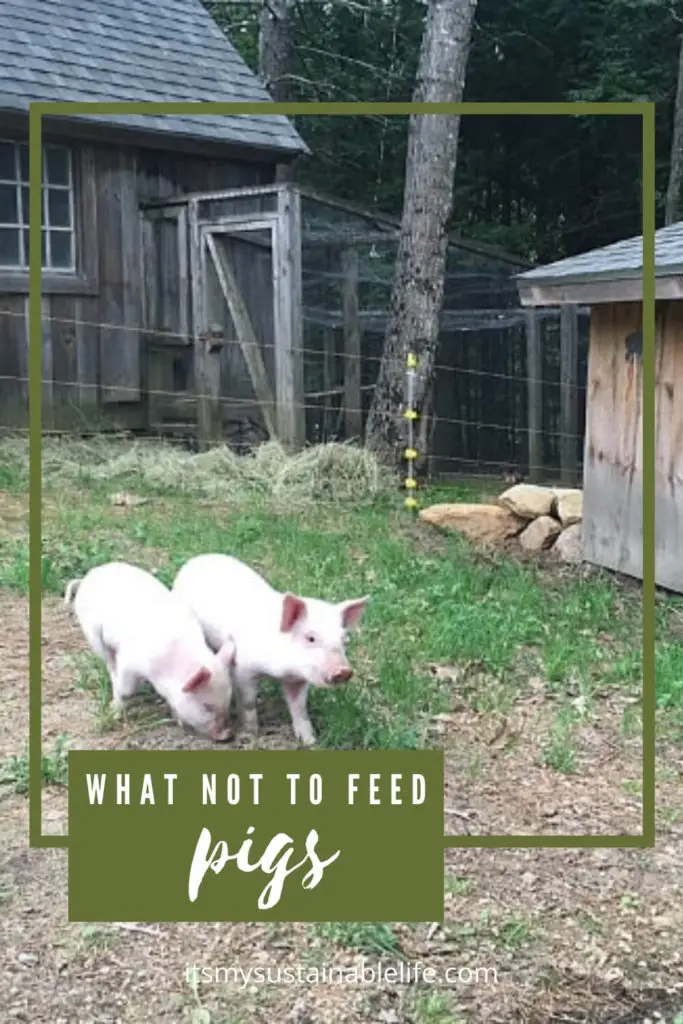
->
(0, 436), (396, 506)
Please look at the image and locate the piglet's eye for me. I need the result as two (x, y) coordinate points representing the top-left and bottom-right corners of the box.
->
(305, 633), (317, 645)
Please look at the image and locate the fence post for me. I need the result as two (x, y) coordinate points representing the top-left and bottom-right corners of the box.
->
(275, 185), (305, 450)
(560, 303), (579, 485)
(341, 247), (362, 440)
(525, 309), (542, 482)
(189, 200), (222, 451)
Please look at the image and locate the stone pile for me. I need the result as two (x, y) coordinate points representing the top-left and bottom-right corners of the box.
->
(419, 484), (583, 564)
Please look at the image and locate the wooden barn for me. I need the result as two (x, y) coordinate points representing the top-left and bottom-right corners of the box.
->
(0, 0), (310, 447)
(516, 222), (682, 593)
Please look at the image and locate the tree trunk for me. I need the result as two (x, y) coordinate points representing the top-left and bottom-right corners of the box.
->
(259, 0), (295, 182)
(365, 0), (478, 467)
(666, 32), (683, 225)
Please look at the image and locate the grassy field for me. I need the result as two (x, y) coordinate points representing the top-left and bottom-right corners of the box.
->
(1, 435), (681, 755)
(1, 436), (683, 1023)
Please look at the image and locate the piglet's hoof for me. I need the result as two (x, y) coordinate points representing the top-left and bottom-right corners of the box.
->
(210, 724), (234, 743)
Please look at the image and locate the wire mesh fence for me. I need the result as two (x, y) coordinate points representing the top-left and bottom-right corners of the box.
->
(0, 187), (589, 487)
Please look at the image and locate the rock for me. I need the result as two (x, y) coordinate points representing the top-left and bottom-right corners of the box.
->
(518, 515), (562, 552)
(110, 492), (148, 508)
(498, 483), (554, 519)
(553, 489), (583, 526)
(554, 522), (583, 563)
(419, 503), (524, 545)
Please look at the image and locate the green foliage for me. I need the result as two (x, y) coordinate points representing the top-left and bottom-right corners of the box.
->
(310, 921), (401, 955)
(203, 0), (683, 262)
(0, 736), (69, 795)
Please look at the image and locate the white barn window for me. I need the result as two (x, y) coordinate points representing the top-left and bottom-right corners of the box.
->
(0, 140), (76, 272)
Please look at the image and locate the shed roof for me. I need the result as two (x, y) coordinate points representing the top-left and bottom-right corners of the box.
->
(515, 222), (683, 306)
(517, 221), (683, 286)
(0, 0), (309, 158)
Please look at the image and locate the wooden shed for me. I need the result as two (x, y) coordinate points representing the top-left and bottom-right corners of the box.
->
(515, 223), (682, 593)
(0, 0), (310, 447)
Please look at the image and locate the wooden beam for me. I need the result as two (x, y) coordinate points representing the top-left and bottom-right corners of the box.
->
(205, 232), (277, 439)
(274, 186), (305, 449)
(304, 230), (399, 249)
(41, 297), (54, 431)
(341, 247), (362, 440)
(18, 297), (29, 403)
(560, 304), (579, 485)
(517, 274), (683, 307)
(189, 200), (222, 451)
(525, 309), (542, 482)
(177, 207), (190, 345)
(74, 296), (99, 409)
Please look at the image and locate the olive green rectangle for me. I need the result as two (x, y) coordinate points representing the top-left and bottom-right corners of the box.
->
(29, 101), (655, 856)
(67, 750), (445, 922)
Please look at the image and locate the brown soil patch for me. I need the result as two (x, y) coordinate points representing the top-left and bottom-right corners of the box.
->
(1, 591), (682, 1022)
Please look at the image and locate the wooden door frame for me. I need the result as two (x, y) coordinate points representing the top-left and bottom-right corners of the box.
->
(188, 192), (304, 450)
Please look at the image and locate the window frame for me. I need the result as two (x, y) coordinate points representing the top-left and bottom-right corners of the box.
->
(0, 136), (98, 296)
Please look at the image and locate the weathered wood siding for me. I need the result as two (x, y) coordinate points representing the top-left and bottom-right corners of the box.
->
(0, 127), (274, 429)
(144, 188), (304, 449)
(583, 299), (683, 593)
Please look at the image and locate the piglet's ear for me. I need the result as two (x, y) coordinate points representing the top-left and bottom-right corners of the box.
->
(280, 593), (306, 632)
(183, 666), (212, 693)
(339, 596), (369, 629)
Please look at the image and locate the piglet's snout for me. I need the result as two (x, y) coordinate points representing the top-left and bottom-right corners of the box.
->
(329, 665), (353, 684)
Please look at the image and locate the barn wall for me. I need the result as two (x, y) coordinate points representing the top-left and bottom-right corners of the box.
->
(0, 125), (275, 429)
(583, 299), (683, 593)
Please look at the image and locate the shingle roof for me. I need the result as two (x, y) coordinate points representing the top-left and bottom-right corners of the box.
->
(0, 0), (309, 157)
(516, 221), (683, 285)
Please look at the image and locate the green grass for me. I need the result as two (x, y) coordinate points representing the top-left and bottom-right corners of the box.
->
(445, 875), (473, 897)
(539, 705), (578, 774)
(0, 735), (69, 795)
(309, 921), (401, 956)
(409, 991), (465, 1024)
(1, 436), (682, 751)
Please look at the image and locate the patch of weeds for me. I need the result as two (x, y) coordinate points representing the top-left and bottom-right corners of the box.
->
(446, 922), (478, 943)
(493, 915), (533, 951)
(655, 644), (683, 713)
(447, 910), (533, 952)
(445, 875), (472, 897)
(409, 991), (464, 1023)
(661, 806), (682, 828)
(0, 461), (27, 491)
(0, 531), (122, 595)
(577, 911), (603, 935)
(539, 705), (577, 774)
(310, 921), (401, 956)
(622, 779), (642, 797)
(72, 653), (115, 729)
(0, 735), (69, 795)
(619, 892), (640, 912)
(77, 924), (120, 952)
(621, 701), (642, 739)
(465, 753), (484, 781)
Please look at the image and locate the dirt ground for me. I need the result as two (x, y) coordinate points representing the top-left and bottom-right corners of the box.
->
(1, 591), (683, 1023)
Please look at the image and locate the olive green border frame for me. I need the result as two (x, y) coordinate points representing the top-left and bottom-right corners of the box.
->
(28, 101), (655, 853)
